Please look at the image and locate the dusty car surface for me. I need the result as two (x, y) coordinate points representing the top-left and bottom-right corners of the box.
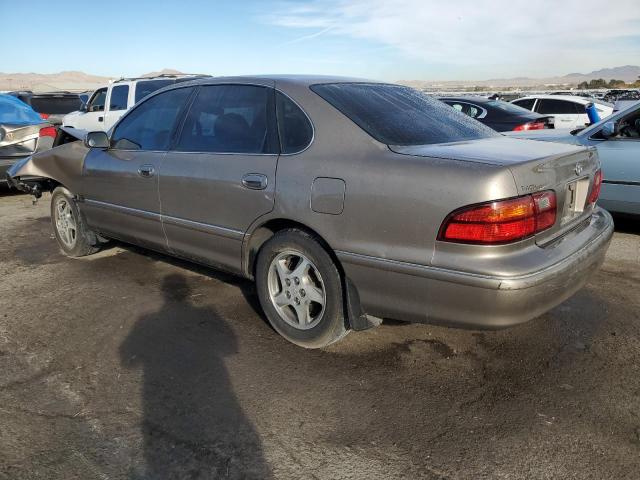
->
(8, 75), (614, 348)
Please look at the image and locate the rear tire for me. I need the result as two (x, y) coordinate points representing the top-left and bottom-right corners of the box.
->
(255, 229), (349, 348)
(51, 186), (100, 257)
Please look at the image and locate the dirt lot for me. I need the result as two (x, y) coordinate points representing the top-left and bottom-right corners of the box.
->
(0, 188), (639, 480)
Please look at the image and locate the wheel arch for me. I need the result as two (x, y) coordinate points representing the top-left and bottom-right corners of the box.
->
(244, 218), (378, 332)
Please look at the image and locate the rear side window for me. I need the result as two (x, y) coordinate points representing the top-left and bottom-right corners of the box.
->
(134, 79), (174, 103)
(537, 99), (582, 115)
(276, 92), (313, 153)
(175, 85), (277, 154)
(109, 85), (129, 111)
(111, 87), (193, 151)
(311, 83), (499, 146)
(512, 98), (535, 110)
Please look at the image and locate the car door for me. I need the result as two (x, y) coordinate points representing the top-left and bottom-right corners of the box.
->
(74, 87), (108, 131)
(158, 83), (280, 273)
(103, 84), (130, 130)
(80, 86), (195, 250)
(585, 109), (640, 214)
(536, 99), (578, 129)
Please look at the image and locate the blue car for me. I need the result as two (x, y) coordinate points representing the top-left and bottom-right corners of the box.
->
(509, 100), (640, 215)
(0, 94), (53, 184)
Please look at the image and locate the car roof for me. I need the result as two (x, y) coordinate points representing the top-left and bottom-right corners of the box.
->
(168, 74), (384, 89)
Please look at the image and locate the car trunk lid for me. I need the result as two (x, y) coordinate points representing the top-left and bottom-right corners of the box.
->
(391, 136), (600, 244)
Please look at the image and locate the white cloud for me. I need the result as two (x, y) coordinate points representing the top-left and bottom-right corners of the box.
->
(266, 0), (640, 78)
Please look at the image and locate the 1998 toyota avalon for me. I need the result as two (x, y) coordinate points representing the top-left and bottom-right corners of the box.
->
(7, 76), (614, 348)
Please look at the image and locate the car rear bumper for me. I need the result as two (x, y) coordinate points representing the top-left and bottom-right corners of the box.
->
(338, 207), (614, 329)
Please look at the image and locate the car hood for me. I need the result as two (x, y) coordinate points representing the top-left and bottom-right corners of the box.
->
(390, 135), (586, 166)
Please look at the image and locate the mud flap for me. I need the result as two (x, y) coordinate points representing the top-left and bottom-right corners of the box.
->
(345, 277), (382, 331)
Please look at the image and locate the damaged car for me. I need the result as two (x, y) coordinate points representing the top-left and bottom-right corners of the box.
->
(0, 94), (56, 184)
(8, 76), (613, 348)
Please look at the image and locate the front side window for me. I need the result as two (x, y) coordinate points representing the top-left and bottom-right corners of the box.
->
(109, 85), (129, 111)
(88, 88), (108, 112)
(311, 83), (499, 146)
(111, 87), (193, 151)
(445, 101), (483, 119)
(536, 99), (580, 115)
(175, 85), (277, 154)
(512, 98), (535, 110)
(276, 92), (313, 153)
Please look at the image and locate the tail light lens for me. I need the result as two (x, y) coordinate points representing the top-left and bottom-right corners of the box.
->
(439, 191), (557, 245)
(39, 113), (50, 119)
(513, 121), (547, 131)
(39, 126), (57, 138)
(588, 169), (602, 204)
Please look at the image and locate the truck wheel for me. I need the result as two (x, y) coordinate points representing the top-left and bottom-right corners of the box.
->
(51, 187), (100, 257)
(255, 229), (349, 349)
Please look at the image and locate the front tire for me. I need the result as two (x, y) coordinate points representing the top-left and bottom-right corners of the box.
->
(255, 229), (349, 348)
(51, 187), (100, 257)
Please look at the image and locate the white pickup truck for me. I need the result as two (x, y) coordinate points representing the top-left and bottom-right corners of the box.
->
(63, 74), (205, 133)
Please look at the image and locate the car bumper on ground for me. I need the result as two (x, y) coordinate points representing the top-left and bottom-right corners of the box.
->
(338, 207), (614, 329)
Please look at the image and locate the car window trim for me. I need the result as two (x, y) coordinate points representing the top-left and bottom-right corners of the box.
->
(167, 83), (282, 156)
(108, 84), (197, 153)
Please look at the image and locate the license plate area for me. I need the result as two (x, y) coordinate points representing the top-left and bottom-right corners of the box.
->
(561, 177), (590, 224)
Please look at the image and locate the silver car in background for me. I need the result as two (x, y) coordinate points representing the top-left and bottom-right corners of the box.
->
(509, 99), (640, 215)
(8, 76), (613, 348)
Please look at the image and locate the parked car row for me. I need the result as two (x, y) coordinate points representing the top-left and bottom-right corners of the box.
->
(439, 96), (555, 132)
(7, 76), (614, 349)
(62, 74), (207, 132)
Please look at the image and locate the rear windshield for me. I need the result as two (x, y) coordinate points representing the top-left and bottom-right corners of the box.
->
(30, 96), (82, 114)
(310, 83), (499, 146)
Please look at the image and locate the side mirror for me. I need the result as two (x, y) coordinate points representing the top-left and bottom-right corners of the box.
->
(85, 131), (109, 149)
(80, 103), (88, 112)
(601, 121), (617, 139)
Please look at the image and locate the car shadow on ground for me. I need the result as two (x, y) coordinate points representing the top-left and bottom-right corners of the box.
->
(612, 213), (640, 235)
(119, 273), (272, 479)
(110, 241), (267, 326)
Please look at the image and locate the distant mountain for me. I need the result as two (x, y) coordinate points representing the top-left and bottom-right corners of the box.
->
(560, 65), (640, 83)
(401, 65), (640, 89)
(0, 68), (190, 92)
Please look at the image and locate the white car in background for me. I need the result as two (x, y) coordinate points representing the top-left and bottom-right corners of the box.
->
(62, 74), (206, 133)
(511, 95), (613, 130)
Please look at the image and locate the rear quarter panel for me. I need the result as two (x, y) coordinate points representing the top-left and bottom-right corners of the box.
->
(252, 81), (519, 267)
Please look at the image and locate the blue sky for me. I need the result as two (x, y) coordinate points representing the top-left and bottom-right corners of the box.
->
(1, 0), (639, 80)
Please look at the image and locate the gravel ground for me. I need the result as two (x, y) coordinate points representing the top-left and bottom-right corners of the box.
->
(0, 188), (639, 480)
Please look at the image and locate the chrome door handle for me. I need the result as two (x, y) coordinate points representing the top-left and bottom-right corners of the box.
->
(138, 165), (155, 178)
(242, 173), (268, 190)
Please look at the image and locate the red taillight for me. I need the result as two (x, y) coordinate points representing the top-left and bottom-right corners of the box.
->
(39, 126), (57, 138)
(439, 191), (557, 245)
(588, 169), (602, 204)
(513, 121), (546, 131)
(39, 113), (50, 119)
